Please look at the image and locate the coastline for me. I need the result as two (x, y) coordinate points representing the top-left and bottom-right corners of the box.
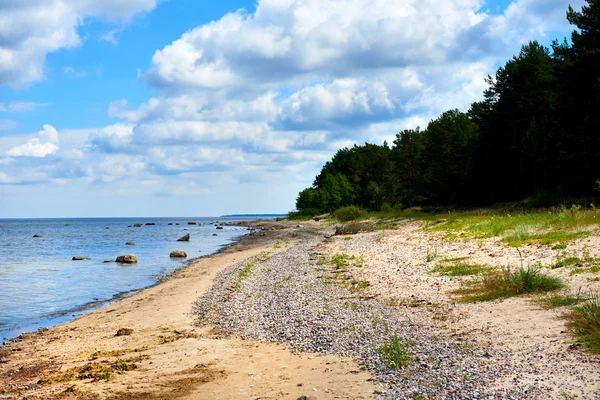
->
(2, 218), (599, 399)
(0, 220), (376, 400)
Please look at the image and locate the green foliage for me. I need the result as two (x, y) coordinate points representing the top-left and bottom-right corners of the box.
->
(565, 290), (600, 353)
(377, 335), (412, 369)
(333, 205), (366, 222)
(453, 267), (564, 302)
(426, 247), (438, 262)
(432, 262), (494, 277)
(537, 289), (590, 309)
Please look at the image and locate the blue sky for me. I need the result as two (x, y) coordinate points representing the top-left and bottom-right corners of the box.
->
(0, 0), (585, 217)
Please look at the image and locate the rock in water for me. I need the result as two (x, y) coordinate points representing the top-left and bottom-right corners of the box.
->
(216, 226), (223, 230)
(133, 223), (142, 227)
(168, 223), (173, 225)
(145, 222), (155, 226)
(177, 233), (190, 242)
(103, 260), (114, 263)
(72, 256), (91, 261)
(170, 250), (187, 258)
(188, 221), (197, 225)
(33, 234), (43, 238)
(116, 254), (138, 263)
(126, 242), (135, 245)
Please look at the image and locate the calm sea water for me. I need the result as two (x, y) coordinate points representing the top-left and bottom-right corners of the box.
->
(0, 217), (258, 342)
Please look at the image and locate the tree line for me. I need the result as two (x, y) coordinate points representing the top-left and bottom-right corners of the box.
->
(295, 1), (600, 215)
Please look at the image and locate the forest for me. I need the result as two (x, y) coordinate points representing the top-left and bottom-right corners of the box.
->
(294, 1), (600, 215)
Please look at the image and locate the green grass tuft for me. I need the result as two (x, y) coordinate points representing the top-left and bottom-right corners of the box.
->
(536, 289), (590, 309)
(564, 291), (600, 353)
(432, 262), (495, 276)
(452, 266), (564, 302)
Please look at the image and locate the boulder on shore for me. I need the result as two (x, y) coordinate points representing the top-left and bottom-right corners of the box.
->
(170, 250), (187, 258)
(33, 234), (43, 238)
(72, 256), (90, 261)
(177, 233), (190, 242)
(116, 254), (138, 263)
(126, 242), (135, 246)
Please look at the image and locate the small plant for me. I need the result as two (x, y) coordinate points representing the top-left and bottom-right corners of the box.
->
(564, 290), (600, 353)
(536, 289), (590, 309)
(375, 231), (385, 242)
(426, 247), (438, 262)
(377, 335), (411, 369)
(432, 262), (494, 276)
(453, 266), (564, 302)
(274, 241), (281, 249)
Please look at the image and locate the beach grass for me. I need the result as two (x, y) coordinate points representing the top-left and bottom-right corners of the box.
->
(452, 266), (564, 302)
(365, 205), (600, 247)
(432, 261), (495, 277)
(564, 290), (600, 353)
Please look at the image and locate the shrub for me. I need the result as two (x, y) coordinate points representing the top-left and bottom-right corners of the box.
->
(333, 206), (366, 222)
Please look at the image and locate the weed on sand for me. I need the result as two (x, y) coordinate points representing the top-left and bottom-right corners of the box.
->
(564, 291), (600, 353)
(378, 334), (411, 369)
(536, 289), (591, 309)
(432, 261), (495, 277)
(452, 267), (564, 302)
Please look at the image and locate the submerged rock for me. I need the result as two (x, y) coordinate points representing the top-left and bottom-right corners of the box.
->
(170, 250), (187, 258)
(126, 242), (135, 246)
(133, 223), (142, 228)
(168, 223), (173, 225)
(116, 254), (138, 263)
(72, 256), (90, 261)
(103, 259), (114, 263)
(177, 233), (190, 242)
(33, 234), (42, 238)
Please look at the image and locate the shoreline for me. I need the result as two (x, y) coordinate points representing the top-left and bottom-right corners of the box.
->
(0, 219), (376, 400)
(0, 221), (253, 344)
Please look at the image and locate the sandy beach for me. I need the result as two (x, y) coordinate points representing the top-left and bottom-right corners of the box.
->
(2, 219), (600, 399)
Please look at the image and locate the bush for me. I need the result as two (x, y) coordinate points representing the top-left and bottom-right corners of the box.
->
(333, 206), (366, 222)
(380, 203), (393, 213)
(287, 208), (320, 221)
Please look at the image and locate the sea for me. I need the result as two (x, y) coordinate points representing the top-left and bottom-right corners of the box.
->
(0, 216), (275, 343)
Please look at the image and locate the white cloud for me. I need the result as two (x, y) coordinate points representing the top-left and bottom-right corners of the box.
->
(6, 124), (59, 157)
(0, 0), (159, 87)
(0, 101), (42, 112)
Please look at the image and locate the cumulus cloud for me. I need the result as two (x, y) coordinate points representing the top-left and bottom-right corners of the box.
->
(0, 0), (159, 87)
(6, 124), (59, 157)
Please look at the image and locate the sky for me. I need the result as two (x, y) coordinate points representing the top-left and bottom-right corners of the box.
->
(0, 0), (585, 218)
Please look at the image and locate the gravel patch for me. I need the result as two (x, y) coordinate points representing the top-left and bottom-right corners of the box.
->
(195, 229), (547, 399)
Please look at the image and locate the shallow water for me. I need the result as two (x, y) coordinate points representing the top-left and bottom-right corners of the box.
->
(0, 217), (254, 341)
